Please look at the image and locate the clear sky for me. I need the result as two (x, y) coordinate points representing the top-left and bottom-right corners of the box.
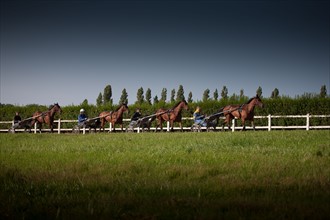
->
(1, 0), (329, 106)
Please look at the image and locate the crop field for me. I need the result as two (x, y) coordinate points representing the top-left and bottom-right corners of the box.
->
(1, 131), (329, 219)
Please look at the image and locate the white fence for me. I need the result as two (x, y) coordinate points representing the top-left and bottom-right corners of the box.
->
(1, 114), (329, 133)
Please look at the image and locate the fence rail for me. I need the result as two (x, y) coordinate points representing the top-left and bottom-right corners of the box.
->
(1, 114), (329, 133)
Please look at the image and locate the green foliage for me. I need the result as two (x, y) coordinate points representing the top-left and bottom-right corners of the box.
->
(187, 91), (193, 103)
(136, 87), (144, 104)
(176, 85), (185, 101)
(202, 89), (210, 102)
(96, 92), (103, 106)
(145, 88), (152, 105)
(320, 85), (327, 98)
(160, 88), (167, 102)
(103, 84), (113, 105)
(119, 88), (128, 104)
(170, 89), (175, 103)
(256, 86), (263, 97)
(213, 88), (218, 100)
(0, 96), (329, 129)
(221, 86), (228, 100)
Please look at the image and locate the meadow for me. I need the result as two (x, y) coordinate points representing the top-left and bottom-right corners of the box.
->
(0, 131), (329, 219)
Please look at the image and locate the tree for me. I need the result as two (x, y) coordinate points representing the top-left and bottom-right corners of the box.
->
(213, 89), (219, 101)
(240, 89), (244, 98)
(320, 85), (327, 98)
(187, 91), (193, 103)
(145, 88), (152, 105)
(153, 95), (159, 104)
(170, 89), (176, 103)
(203, 89), (210, 102)
(136, 87), (144, 104)
(221, 86), (228, 100)
(271, 88), (279, 99)
(96, 92), (103, 106)
(103, 85), (113, 105)
(119, 88), (128, 104)
(161, 88), (167, 102)
(176, 85), (185, 101)
(81, 99), (88, 106)
(256, 86), (263, 97)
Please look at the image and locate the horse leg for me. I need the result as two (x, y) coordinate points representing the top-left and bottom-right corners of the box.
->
(241, 119), (246, 131)
(251, 120), (255, 131)
(170, 121), (177, 132)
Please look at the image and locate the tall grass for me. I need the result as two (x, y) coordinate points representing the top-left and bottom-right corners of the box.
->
(1, 131), (329, 219)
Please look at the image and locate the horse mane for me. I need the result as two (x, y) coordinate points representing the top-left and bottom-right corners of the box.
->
(246, 97), (255, 104)
(115, 103), (127, 111)
(171, 100), (186, 110)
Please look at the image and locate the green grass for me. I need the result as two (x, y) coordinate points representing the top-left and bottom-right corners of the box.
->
(1, 131), (330, 219)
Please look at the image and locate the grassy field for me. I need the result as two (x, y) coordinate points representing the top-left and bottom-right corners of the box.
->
(1, 131), (329, 219)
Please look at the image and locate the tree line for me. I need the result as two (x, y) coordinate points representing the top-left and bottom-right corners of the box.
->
(93, 84), (327, 106)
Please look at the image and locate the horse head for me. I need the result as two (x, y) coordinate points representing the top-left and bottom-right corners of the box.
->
(254, 95), (264, 108)
(55, 103), (63, 114)
(120, 103), (129, 114)
(179, 100), (189, 111)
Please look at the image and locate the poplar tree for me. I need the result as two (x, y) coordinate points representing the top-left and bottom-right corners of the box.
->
(176, 85), (185, 101)
(145, 88), (152, 105)
(96, 92), (103, 106)
(203, 89), (210, 102)
(153, 95), (159, 104)
(213, 89), (219, 101)
(161, 88), (167, 102)
(187, 91), (193, 103)
(170, 89), (176, 103)
(256, 86), (263, 97)
(103, 85), (113, 105)
(320, 85), (327, 98)
(239, 89), (244, 99)
(136, 87), (144, 104)
(221, 86), (228, 100)
(119, 88), (128, 104)
(271, 88), (279, 99)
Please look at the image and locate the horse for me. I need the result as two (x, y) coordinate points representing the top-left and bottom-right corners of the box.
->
(99, 103), (129, 132)
(221, 94), (264, 131)
(30, 103), (62, 133)
(153, 100), (189, 132)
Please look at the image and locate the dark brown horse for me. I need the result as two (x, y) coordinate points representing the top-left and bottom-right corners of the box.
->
(31, 103), (62, 133)
(99, 103), (129, 132)
(154, 100), (189, 132)
(221, 95), (264, 131)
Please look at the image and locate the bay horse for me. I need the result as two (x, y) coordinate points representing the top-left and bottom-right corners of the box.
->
(99, 103), (129, 132)
(154, 100), (189, 132)
(31, 103), (62, 133)
(221, 94), (264, 131)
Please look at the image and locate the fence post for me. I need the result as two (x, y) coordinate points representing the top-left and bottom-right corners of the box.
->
(109, 122), (112, 132)
(34, 122), (37, 134)
(58, 119), (61, 134)
(306, 113), (310, 131)
(268, 114), (271, 131)
(83, 126), (86, 134)
(167, 121), (170, 132)
(232, 119), (235, 132)
(137, 126), (140, 133)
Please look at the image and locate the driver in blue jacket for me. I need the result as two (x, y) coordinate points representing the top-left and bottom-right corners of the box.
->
(78, 109), (88, 126)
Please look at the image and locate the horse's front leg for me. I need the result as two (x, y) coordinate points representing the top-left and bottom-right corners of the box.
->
(178, 121), (183, 132)
(241, 119), (246, 131)
(251, 120), (255, 131)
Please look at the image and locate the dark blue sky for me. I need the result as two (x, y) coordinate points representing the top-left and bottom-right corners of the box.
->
(1, 0), (329, 105)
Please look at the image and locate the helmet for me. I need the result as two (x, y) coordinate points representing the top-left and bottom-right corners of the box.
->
(80, 109), (85, 113)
